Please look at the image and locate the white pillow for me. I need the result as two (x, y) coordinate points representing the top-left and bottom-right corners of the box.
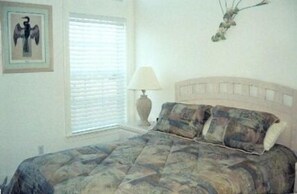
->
(294, 162), (297, 193)
(264, 121), (287, 151)
(202, 116), (212, 137)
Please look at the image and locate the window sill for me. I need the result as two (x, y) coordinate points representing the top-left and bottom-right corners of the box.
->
(120, 121), (156, 134)
(66, 125), (120, 139)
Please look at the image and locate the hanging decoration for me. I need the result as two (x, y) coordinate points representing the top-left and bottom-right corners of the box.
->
(211, 0), (270, 42)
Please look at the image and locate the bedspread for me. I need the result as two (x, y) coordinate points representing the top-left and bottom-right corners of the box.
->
(5, 131), (297, 194)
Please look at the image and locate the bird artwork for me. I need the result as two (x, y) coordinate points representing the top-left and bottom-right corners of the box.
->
(211, 0), (270, 42)
(13, 16), (40, 57)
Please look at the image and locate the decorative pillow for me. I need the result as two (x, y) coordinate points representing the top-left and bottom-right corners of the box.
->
(203, 105), (279, 154)
(224, 119), (267, 154)
(203, 117), (228, 143)
(157, 102), (177, 119)
(153, 102), (177, 133)
(153, 102), (211, 138)
(264, 121), (287, 151)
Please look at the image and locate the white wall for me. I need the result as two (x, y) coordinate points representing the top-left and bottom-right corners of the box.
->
(0, 0), (134, 182)
(134, 0), (297, 120)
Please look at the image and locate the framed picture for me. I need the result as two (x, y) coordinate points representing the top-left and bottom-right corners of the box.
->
(0, 2), (53, 73)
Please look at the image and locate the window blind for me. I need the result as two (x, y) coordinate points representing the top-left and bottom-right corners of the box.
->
(69, 15), (127, 133)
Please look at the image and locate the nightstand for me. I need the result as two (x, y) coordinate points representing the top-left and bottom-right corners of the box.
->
(119, 121), (155, 140)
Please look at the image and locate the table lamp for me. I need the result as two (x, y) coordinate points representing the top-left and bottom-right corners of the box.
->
(128, 66), (161, 126)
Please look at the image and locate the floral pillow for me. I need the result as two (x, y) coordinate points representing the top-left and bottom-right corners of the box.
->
(153, 102), (212, 138)
(203, 105), (279, 154)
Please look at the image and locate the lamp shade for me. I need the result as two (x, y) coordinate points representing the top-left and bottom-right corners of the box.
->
(128, 66), (161, 90)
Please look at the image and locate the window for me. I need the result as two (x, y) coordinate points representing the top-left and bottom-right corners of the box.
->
(69, 15), (127, 134)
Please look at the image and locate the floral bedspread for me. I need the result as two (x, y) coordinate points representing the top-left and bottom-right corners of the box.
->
(5, 131), (296, 194)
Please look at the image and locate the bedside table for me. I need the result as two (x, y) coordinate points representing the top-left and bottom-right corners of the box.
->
(119, 122), (155, 140)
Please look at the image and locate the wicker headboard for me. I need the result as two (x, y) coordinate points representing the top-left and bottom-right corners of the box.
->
(175, 77), (297, 152)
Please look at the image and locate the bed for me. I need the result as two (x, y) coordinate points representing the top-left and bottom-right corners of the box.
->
(4, 77), (297, 194)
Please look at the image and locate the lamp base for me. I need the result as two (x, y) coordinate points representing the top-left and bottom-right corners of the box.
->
(136, 94), (152, 126)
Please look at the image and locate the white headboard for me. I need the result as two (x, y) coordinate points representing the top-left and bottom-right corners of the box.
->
(175, 77), (297, 152)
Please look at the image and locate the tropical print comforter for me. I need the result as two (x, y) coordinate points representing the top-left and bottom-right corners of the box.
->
(5, 131), (297, 194)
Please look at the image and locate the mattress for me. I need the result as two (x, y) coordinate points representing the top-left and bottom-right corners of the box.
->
(5, 130), (297, 194)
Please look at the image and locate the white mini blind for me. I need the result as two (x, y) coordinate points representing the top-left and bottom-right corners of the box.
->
(69, 15), (127, 133)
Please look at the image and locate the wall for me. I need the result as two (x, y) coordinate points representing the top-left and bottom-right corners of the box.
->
(0, 0), (134, 181)
(134, 0), (297, 119)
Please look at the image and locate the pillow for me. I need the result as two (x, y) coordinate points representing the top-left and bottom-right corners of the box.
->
(157, 102), (177, 119)
(295, 163), (297, 193)
(202, 116), (212, 137)
(203, 105), (279, 154)
(203, 117), (228, 144)
(153, 103), (211, 138)
(153, 102), (177, 133)
(264, 121), (287, 151)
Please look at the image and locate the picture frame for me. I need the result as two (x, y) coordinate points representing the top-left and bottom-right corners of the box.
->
(0, 2), (53, 73)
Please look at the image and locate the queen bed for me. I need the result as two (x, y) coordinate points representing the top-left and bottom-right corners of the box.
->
(4, 77), (297, 194)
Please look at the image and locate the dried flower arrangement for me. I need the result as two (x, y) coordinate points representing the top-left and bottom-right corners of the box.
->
(211, 0), (270, 42)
